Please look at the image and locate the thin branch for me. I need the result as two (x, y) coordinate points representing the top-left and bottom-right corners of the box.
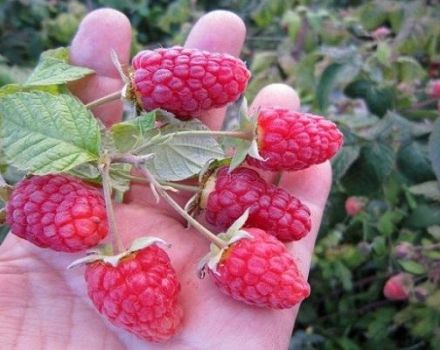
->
(118, 154), (227, 249)
(86, 90), (122, 109)
(99, 159), (124, 254)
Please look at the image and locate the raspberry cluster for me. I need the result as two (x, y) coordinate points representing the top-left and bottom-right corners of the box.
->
(3, 43), (344, 344)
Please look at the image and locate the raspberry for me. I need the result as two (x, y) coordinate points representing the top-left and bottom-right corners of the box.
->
(6, 174), (107, 252)
(371, 26), (391, 40)
(345, 196), (365, 216)
(246, 107), (343, 171)
(85, 245), (183, 342)
(200, 166), (311, 242)
(131, 47), (250, 119)
(209, 228), (310, 309)
(383, 273), (411, 301)
(427, 79), (440, 99)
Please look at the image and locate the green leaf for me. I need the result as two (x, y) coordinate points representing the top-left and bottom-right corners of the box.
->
(26, 47), (94, 86)
(398, 142), (436, 183)
(429, 118), (440, 185)
(398, 260), (426, 275)
(364, 142), (395, 181)
(315, 63), (359, 112)
(378, 210), (404, 236)
(331, 145), (361, 181)
(409, 181), (440, 202)
(137, 120), (225, 181)
(111, 111), (156, 152)
(397, 56), (426, 82)
(345, 80), (395, 117)
(376, 42), (391, 66)
(0, 92), (101, 174)
(405, 205), (440, 229)
(0, 83), (61, 97)
(230, 139), (252, 171)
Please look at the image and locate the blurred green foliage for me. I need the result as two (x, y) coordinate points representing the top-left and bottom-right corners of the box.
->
(1, 0), (439, 348)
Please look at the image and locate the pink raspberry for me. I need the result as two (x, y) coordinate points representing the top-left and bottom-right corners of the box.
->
(85, 245), (183, 342)
(199, 166), (311, 242)
(427, 80), (440, 99)
(246, 108), (343, 171)
(371, 26), (391, 40)
(383, 273), (411, 301)
(345, 196), (365, 216)
(131, 47), (250, 119)
(208, 228), (310, 309)
(6, 174), (108, 252)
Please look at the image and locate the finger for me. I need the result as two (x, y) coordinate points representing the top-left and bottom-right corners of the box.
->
(69, 9), (132, 127)
(248, 83), (301, 184)
(282, 161), (332, 275)
(184, 10), (246, 130)
(279, 161), (332, 332)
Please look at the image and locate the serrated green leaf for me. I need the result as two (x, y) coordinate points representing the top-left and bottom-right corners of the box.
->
(398, 260), (426, 275)
(429, 118), (440, 186)
(0, 92), (101, 174)
(332, 145), (361, 181)
(26, 47), (94, 86)
(111, 111), (157, 152)
(0, 83), (61, 97)
(138, 120), (225, 181)
(409, 181), (440, 202)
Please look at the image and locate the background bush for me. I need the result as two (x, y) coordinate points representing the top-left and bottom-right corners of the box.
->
(1, 0), (439, 348)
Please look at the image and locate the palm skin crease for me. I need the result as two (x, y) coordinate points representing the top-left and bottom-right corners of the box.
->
(0, 9), (331, 350)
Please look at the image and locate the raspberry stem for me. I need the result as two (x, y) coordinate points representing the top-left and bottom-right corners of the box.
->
(85, 90), (122, 109)
(111, 171), (200, 192)
(117, 154), (227, 249)
(99, 156), (125, 254)
(163, 130), (253, 141)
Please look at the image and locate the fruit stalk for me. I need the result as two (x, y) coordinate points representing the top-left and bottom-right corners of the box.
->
(99, 158), (125, 254)
(117, 154), (227, 249)
(85, 90), (122, 109)
(163, 130), (253, 141)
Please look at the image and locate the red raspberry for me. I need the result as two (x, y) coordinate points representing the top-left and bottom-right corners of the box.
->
(383, 273), (411, 301)
(6, 174), (107, 252)
(209, 228), (310, 309)
(345, 196), (365, 216)
(200, 166), (311, 242)
(85, 246), (183, 342)
(131, 47), (250, 119)
(427, 79), (440, 99)
(246, 108), (343, 171)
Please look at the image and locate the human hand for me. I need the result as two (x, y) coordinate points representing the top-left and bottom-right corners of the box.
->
(0, 9), (331, 350)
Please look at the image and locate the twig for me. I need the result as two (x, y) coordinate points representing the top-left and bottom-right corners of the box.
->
(117, 154), (227, 249)
(86, 91), (122, 109)
(99, 157), (124, 254)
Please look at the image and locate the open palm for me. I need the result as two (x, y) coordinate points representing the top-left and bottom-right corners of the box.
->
(0, 9), (332, 350)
